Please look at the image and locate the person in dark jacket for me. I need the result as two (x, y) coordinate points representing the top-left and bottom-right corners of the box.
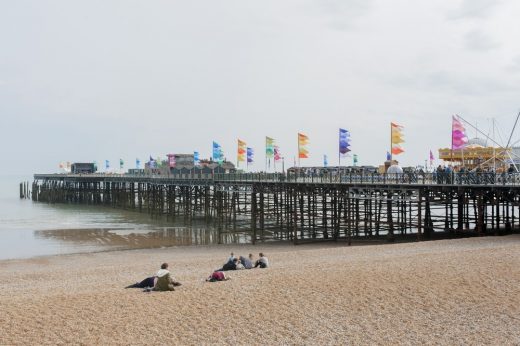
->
(125, 276), (156, 289)
(220, 258), (239, 271)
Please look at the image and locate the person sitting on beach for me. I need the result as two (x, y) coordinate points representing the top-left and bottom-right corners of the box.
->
(227, 252), (235, 264)
(236, 258), (245, 270)
(219, 258), (239, 271)
(239, 254), (254, 269)
(206, 271), (230, 282)
(152, 263), (181, 292)
(254, 253), (269, 268)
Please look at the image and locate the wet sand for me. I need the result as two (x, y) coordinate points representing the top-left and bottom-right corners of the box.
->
(1, 235), (519, 345)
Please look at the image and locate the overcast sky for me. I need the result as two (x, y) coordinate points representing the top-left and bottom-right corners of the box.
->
(1, 0), (520, 174)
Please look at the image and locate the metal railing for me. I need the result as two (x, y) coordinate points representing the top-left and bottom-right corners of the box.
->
(215, 172), (520, 186)
(34, 172), (520, 186)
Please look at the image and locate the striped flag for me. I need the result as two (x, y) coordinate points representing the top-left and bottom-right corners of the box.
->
(298, 133), (309, 159)
(391, 122), (404, 156)
(237, 139), (246, 165)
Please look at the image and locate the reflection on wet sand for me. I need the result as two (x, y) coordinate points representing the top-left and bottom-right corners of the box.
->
(35, 227), (252, 251)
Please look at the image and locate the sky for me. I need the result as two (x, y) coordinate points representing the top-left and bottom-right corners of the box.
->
(1, 0), (520, 174)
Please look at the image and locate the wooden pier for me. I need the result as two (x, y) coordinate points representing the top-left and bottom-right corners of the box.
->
(28, 172), (520, 244)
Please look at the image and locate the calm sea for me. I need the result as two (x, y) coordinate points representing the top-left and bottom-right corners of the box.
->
(0, 175), (249, 260)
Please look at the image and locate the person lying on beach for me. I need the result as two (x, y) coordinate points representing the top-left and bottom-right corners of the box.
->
(125, 276), (157, 289)
(254, 253), (269, 268)
(206, 271), (230, 282)
(126, 263), (181, 291)
(153, 262), (181, 291)
(239, 254), (254, 269)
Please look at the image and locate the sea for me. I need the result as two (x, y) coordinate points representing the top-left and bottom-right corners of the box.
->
(0, 175), (248, 260)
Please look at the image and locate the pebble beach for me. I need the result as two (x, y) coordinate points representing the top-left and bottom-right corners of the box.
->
(1, 235), (519, 345)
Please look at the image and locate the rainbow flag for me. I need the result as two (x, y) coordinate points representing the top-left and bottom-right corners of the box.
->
(266, 137), (275, 158)
(391, 122), (404, 156)
(237, 139), (246, 165)
(298, 133), (309, 159)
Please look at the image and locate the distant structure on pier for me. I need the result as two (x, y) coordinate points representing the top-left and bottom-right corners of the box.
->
(143, 154), (236, 175)
(71, 163), (97, 174)
(438, 137), (513, 171)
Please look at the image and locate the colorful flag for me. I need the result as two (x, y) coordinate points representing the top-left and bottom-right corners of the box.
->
(167, 154), (176, 168)
(452, 115), (468, 150)
(119, 159), (124, 169)
(298, 133), (309, 159)
(237, 139), (246, 165)
(339, 128), (351, 156)
(274, 146), (281, 161)
(391, 122), (405, 155)
(136, 158), (140, 169)
(149, 156), (156, 169)
(386, 151), (391, 161)
(266, 137), (275, 158)
(323, 155), (328, 167)
(105, 160), (110, 170)
(193, 151), (200, 166)
(212, 141), (223, 163)
(353, 154), (358, 166)
(247, 147), (254, 164)
(429, 150), (434, 161)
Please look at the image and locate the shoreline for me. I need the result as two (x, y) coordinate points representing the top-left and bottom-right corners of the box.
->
(2, 235), (519, 344)
(2, 224), (488, 262)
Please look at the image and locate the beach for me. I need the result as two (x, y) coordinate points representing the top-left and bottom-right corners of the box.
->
(1, 235), (519, 345)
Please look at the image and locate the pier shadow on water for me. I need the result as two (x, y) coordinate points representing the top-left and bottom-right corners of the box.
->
(34, 225), (252, 253)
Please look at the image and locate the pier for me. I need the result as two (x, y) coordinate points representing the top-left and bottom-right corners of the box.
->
(29, 172), (520, 244)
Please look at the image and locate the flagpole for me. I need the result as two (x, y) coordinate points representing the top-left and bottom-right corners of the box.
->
(265, 137), (267, 172)
(390, 123), (393, 161)
(451, 116), (454, 165)
(338, 129), (341, 168)
(298, 133), (300, 168)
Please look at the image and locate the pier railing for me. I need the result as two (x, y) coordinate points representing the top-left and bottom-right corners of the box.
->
(35, 172), (520, 186)
(214, 172), (520, 185)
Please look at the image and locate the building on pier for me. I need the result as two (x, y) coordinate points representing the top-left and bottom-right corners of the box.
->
(142, 154), (236, 175)
(71, 163), (97, 174)
(438, 137), (512, 171)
